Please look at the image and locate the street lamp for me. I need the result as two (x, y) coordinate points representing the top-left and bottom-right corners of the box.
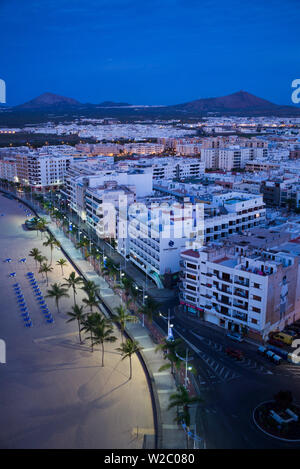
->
(159, 309), (175, 341)
(175, 349), (193, 389)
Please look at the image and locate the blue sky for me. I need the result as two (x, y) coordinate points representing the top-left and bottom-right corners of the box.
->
(1, 0), (299, 105)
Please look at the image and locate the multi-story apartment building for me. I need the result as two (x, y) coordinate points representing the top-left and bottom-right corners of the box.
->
(0, 157), (17, 182)
(135, 157), (205, 181)
(13, 153), (73, 189)
(179, 228), (300, 340)
(85, 181), (136, 252)
(128, 198), (202, 288)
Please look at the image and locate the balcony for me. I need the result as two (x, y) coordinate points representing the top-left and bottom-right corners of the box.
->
(232, 301), (248, 311)
(234, 289), (248, 299)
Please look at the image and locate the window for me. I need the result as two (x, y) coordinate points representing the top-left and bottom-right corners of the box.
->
(187, 273), (197, 281)
(253, 283), (261, 289)
(186, 284), (196, 291)
(186, 263), (197, 270)
(253, 295), (261, 302)
(251, 318), (258, 324)
(186, 295), (196, 302)
(252, 307), (261, 314)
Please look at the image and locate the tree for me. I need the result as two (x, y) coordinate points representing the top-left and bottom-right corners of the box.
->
(39, 263), (53, 286)
(92, 317), (117, 366)
(36, 254), (48, 270)
(76, 238), (89, 257)
(138, 296), (158, 324)
(81, 280), (100, 298)
(28, 248), (42, 267)
(155, 338), (183, 375)
(36, 217), (48, 238)
(57, 258), (67, 276)
(63, 271), (83, 306)
(46, 283), (69, 313)
(43, 233), (60, 264)
(116, 339), (142, 379)
(66, 304), (85, 343)
(168, 385), (203, 448)
(112, 305), (136, 342)
(81, 312), (102, 352)
(82, 292), (99, 315)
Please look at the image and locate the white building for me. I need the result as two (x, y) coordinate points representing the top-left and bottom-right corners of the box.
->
(179, 228), (300, 340)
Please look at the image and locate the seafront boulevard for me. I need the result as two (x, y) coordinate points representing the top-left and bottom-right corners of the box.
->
(0, 188), (202, 449)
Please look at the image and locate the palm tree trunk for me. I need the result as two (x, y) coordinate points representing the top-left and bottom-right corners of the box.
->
(50, 247), (53, 265)
(73, 287), (76, 306)
(46, 272), (48, 286)
(56, 298), (60, 313)
(101, 342), (104, 366)
(78, 319), (82, 343)
(129, 355), (132, 379)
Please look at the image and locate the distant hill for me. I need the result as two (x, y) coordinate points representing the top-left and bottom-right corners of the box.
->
(97, 101), (131, 107)
(172, 90), (299, 114)
(17, 92), (81, 109)
(1, 89), (298, 127)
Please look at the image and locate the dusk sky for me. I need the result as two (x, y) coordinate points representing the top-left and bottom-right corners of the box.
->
(1, 0), (300, 106)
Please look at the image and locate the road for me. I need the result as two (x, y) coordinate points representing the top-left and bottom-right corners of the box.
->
(153, 309), (300, 448)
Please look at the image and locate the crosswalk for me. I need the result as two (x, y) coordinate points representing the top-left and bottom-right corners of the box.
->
(190, 331), (273, 381)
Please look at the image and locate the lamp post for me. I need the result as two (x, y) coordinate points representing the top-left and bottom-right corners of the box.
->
(159, 309), (174, 342)
(175, 348), (193, 389)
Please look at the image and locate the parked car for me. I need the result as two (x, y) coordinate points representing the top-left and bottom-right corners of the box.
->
(265, 350), (282, 365)
(257, 346), (267, 356)
(225, 347), (244, 360)
(257, 346), (282, 364)
(226, 332), (244, 343)
(267, 337), (284, 348)
(271, 332), (294, 346)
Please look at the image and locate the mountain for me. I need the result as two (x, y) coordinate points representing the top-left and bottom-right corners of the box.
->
(97, 101), (131, 107)
(17, 92), (81, 109)
(173, 90), (281, 112)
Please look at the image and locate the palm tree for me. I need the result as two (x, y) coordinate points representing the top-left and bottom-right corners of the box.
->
(168, 385), (203, 448)
(155, 338), (183, 375)
(63, 271), (83, 306)
(112, 304), (136, 342)
(82, 292), (99, 315)
(76, 238), (89, 257)
(36, 217), (48, 238)
(81, 312), (102, 351)
(39, 263), (53, 286)
(66, 304), (85, 343)
(43, 234), (60, 264)
(28, 248), (41, 267)
(116, 339), (142, 379)
(36, 254), (48, 271)
(120, 276), (134, 300)
(138, 296), (158, 324)
(92, 317), (117, 366)
(81, 280), (100, 298)
(57, 258), (67, 276)
(46, 282), (69, 313)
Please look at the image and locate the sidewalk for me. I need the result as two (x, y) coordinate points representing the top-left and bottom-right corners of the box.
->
(9, 191), (201, 449)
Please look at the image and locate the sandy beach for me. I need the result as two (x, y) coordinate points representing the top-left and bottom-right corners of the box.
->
(0, 194), (154, 449)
